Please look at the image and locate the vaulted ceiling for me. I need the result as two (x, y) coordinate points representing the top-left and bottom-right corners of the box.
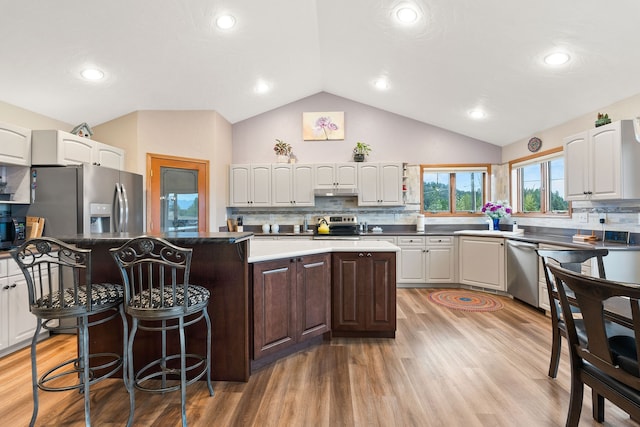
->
(2, 0), (640, 146)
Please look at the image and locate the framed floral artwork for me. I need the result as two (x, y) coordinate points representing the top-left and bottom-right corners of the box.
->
(302, 112), (344, 140)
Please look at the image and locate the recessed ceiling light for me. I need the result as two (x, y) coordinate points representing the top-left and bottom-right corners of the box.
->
(396, 7), (418, 23)
(254, 80), (270, 94)
(216, 14), (236, 30)
(544, 52), (570, 65)
(374, 78), (389, 90)
(469, 110), (486, 120)
(80, 68), (104, 81)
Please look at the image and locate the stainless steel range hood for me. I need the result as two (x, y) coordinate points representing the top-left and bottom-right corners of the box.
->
(314, 187), (359, 197)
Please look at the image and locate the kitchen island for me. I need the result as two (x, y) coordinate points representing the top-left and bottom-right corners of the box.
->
(60, 233), (398, 382)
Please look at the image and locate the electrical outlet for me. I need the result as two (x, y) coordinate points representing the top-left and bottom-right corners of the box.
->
(578, 213), (588, 223)
(599, 213), (607, 224)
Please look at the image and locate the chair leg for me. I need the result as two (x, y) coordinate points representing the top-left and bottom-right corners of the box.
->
(592, 391), (605, 422)
(118, 305), (133, 427)
(29, 319), (43, 427)
(162, 319), (167, 390)
(548, 328), (562, 378)
(79, 317), (91, 426)
(126, 317), (138, 427)
(179, 316), (187, 427)
(566, 368), (584, 427)
(204, 308), (214, 396)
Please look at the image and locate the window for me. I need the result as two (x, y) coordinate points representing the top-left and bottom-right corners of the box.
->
(510, 149), (569, 216)
(421, 165), (488, 215)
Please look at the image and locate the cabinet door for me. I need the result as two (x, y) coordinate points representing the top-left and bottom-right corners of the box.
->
(229, 165), (251, 206)
(366, 252), (396, 332)
(590, 124), (621, 199)
(250, 164), (272, 206)
(314, 163), (336, 188)
(0, 122), (31, 166)
(0, 277), (9, 351)
(564, 131), (589, 200)
(398, 246), (425, 283)
(335, 163), (357, 187)
(292, 164), (314, 206)
(296, 254), (330, 341)
(93, 141), (124, 170)
(60, 132), (94, 165)
(379, 163), (403, 205)
(357, 163), (379, 205)
(425, 246), (455, 283)
(7, 273), (38, 345)
(332, 253), (366, 330)
(271, 164), (293, 206)
(252, 258), (296, 359)
(459, 237), (505, 290)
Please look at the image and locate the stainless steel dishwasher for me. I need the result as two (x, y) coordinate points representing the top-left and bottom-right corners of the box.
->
(506, 240), (539, 307)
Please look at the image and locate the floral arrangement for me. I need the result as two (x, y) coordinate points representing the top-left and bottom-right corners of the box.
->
(273, 139), (292, 156)
(314, 116), (339, 140)
(482, 200), (512, 219)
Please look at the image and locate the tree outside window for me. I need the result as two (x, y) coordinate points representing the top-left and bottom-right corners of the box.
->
(421, 166), (488, 215)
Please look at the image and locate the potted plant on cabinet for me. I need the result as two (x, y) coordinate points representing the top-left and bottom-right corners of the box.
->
(274, 139), (292, 163)
(352, 141), (371, 162)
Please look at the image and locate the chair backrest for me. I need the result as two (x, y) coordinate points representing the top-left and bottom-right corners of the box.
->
(10, 237), (93, 317)
(549, 263), (640, 388)
(536, 249), (609, 319)
(110, 236), (193, 314)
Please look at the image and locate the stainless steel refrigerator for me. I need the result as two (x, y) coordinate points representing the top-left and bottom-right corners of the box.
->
(27, 164), (143, 237)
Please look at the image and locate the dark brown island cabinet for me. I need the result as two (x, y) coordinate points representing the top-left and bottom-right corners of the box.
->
(331, 252), (397, 338)
(251, 253), (332, 368)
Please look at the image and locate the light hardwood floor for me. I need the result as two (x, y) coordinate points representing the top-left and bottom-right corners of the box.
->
(1, 288), (638, 426)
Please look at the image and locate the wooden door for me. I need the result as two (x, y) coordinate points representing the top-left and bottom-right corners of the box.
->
(147, 153), (209, 233)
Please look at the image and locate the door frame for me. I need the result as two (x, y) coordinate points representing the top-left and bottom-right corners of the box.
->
(147, 153), (209, 233)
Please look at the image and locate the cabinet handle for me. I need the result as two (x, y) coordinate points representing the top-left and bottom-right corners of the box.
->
(290, 258), (295, 263)
(10, 283), (17, 288)
(359, 253), (364, 257)
(366, 253), (372, 257)
(2, 285), (9, 290)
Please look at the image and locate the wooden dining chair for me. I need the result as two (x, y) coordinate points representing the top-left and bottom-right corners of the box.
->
(548, 264), (640, 426)
(536, 249), (610, 378)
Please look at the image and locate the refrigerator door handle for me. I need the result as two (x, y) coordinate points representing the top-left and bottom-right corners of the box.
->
(114, 183), (125, 232)
(121, 183), (130, 232)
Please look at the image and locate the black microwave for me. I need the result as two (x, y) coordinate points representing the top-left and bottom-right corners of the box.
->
(0, 216), (26, 250)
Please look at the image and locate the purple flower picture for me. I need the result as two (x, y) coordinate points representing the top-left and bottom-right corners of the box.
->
(303, 111), (344, 140)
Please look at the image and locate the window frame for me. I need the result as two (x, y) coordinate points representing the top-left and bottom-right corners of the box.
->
(420, 164), (491, 216)
(509, 147), (571, 218)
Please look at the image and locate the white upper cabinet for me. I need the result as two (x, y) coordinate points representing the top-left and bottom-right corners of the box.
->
(357, 162), (403, 206)
(271, 163), (314, 207)
(314, 163), (358, 189)
(229, 164), (272, 207)
(565, 120), (640, 201)
(31, 130), (124, 170)
(0, 122), (31, 166)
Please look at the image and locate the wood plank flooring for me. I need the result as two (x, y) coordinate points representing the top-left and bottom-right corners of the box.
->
(1, 288), (638, 426)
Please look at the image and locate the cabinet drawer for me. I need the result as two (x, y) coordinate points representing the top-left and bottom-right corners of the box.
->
(362, 236), (397, 244)
(397, 236), (426, 246)
(426, 236), (453, 245)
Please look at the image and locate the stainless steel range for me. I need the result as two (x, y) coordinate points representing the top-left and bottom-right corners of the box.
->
(313, 215), (361, 240)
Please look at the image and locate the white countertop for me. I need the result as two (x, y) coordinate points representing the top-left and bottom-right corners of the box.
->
(248, 239), (400, 263)
(453, 229), (525, 238)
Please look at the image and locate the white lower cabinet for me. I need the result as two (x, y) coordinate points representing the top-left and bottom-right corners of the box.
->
(397, 235), (455, 285)
(458, 236), (505, 291)
(0, 257), (52, 356)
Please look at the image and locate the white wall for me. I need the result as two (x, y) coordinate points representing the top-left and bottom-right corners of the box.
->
(233, 92), (501, 165)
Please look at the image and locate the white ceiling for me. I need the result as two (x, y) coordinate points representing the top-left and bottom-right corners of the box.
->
(2, 0), (640, 146)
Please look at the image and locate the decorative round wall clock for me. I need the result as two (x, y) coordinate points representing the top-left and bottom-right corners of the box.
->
(528, 137), (542, 152)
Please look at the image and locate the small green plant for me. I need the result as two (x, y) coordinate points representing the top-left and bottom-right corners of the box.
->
(274, 139), (292, 156)
(353, 141), (372, 156)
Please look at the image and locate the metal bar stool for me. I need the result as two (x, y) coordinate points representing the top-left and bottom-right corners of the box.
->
(10, 237), (130, 427)
(110, 236), (214, 427)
